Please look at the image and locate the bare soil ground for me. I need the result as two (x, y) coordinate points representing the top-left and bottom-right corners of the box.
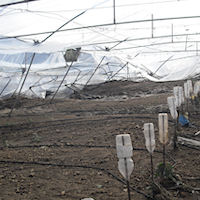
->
(0, 80), (200, 200)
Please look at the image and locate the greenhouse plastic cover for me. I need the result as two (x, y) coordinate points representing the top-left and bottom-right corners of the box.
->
(0, 0), (200, 98)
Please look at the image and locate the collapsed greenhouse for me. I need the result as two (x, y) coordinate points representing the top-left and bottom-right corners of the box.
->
(1, 0), (200, 99)
(0, 1), (200, 200)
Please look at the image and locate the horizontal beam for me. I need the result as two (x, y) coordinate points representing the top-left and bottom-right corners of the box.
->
(0, 0), (39, 7)
(1, 15), (200, 40)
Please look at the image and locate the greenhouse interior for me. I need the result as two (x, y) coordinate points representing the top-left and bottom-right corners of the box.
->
(0, 1), (200, 200)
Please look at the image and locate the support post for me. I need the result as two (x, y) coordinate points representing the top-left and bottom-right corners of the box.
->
(127, 179), (131, 200)
(151, 14), (154, 38)
(185, 35), (188, 51)
(108, 62), (128, 81)
(50, 61), (73, 103)
(127, 63), (130, 80)
(8, 53), (36, 117)
(174, 119), (178, 150)
(0, 78), (11, 96)
(113, 0), (116, 24)
(85, 56), (105, 86)
(163, 144), (166, 176)
(40, 11), (86, 44)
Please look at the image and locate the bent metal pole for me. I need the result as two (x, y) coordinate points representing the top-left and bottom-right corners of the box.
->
(50, 61), (74, 104)
(8, 52), (36, 117)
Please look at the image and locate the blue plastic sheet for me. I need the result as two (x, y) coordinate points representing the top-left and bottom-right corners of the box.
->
(179, 114), (189, 127)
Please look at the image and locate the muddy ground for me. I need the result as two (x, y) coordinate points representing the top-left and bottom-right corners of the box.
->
(0, 80), (200, 200)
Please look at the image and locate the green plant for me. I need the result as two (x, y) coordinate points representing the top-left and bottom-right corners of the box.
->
(155, 162), (175, 187)
(156, 162), (173, 179)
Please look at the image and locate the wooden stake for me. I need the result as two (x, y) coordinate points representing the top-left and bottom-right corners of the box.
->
(150, 153), (155, 198)
(163, 144), (166, 176)
(127, 180), (131, 200)
(174, 119), (178, 150)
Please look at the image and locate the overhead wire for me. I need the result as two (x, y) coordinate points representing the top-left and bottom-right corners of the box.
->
(1, 15), (200, 40)
(1, 12), (200, 58)
(29, 76), (58, 88)
(0, 0), (113, 44)
(0, 1), (191, 43)
(4, 0), (179, 25)
(39, 10), (87, 44)
(105, 40), (200, 51)
(1, 31), (200, 58)
(56, 20), (200, 52)
(141, 49), (200, 54)
(82, 32), (200, 49)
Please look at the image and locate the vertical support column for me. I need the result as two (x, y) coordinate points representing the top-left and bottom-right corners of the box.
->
(151, 14), (154, 38)
(185, 35), (188, 51)
(113, 0), (116, 24)
(8, 52), (36, 117)
(50, 61), (73, 104)
(85, 56), (105, 86)
(127, 63), (130, 81)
